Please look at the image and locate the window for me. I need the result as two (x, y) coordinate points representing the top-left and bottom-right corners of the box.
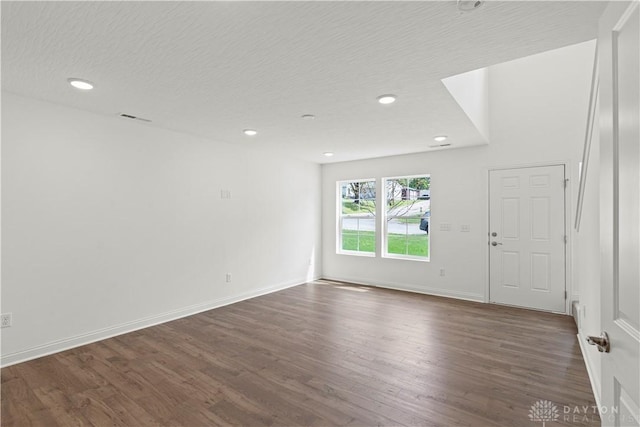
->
(383, 175), (430, 260)
(338, 179), (376, 255)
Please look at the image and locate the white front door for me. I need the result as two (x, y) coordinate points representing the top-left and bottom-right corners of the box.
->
(489, 165), (566, 312)
(597, 2), (640, 426)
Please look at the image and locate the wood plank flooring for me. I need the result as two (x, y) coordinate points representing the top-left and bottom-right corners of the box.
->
(1, 280), (599, 426)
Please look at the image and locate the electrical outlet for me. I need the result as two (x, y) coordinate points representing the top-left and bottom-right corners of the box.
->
(226, 273), (232, 283)
(440, 268), (445, 277)
(1, 313), (12, 328)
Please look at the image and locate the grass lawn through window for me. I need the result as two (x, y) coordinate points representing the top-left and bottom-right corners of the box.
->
(341, 230), (375, 253)
(342, 230), (429, 257)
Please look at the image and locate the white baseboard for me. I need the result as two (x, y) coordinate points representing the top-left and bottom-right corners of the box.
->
(321, 275), (485, 303)
(577, 332), (602, 409)
(1, 278), (312, 368)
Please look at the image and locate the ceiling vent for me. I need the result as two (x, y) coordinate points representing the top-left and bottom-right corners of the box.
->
(457, 0), (484, 12)
(118, 113), (151, 123)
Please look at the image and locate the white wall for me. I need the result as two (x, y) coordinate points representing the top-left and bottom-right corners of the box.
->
(322, 40), (596, 303)
(442, 67), (490, 142)
(573, 104), (602, 404)
(1, 92), (322, 366)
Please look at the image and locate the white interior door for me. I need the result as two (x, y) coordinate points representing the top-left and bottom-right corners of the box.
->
(597, 2), (640, 426)
(489, 165), (566, 312)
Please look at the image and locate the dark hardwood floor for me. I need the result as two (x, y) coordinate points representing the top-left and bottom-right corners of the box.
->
(1, 280), (599, 426)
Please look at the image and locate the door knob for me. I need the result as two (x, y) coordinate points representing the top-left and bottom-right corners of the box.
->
(491, 241), (503, 246)
(587, 332), (610, 353)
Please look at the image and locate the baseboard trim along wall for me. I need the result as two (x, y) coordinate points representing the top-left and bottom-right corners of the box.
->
(577, 333), (602, 409)
(1, 278), (315, 368)
(321, 276), (485, 303)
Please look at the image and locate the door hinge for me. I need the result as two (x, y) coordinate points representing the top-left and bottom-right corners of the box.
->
(564, 178), (569, 188)
(564, 235), (568, 243)
(565, 290), (567, 299)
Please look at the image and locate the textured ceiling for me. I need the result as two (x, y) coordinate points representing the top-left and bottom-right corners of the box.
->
(1, 1), (607, 164)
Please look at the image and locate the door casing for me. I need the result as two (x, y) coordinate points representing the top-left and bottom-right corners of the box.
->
(486, 161), (573, 315)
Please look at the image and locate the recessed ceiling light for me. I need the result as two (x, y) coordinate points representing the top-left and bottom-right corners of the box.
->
(323, 152), (334, 157)
(377, 95), (397, 105)
(301, 114), (316, 120)
(67, 78), (94, 90)
(434, 135), (448, 142)
(243, 129), (257, 136)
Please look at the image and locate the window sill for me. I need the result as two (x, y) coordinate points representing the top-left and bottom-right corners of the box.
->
(382, 254), (430, 262)
(337, 251), (376, 257)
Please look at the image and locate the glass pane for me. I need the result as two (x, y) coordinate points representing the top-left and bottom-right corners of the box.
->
(341, 217), (375, 253)
(387, 214), (429, 257)
(341, 180), (376, 215)
(406, 220), (429, 257)
(341, 182), (357, 201)
(387, 200), (430, 217)
(342, 199), (375, 216)
(386, 176), (431, 215)
(358, 181), (376, 201)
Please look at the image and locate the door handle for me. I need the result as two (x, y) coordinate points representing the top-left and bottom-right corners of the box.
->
(491, 241), (503, 246)
(587, 332), (610, 353)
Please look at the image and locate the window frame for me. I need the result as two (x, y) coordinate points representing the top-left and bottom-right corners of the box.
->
(336, 178), (377, 257)
(382, 174), (431, 262)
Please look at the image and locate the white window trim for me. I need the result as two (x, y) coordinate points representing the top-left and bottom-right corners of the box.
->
(336, 179), (376, 257)
(382, 174), (431, 262)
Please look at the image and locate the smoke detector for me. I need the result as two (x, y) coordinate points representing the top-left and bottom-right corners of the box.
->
(457, 0), (484, 12)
